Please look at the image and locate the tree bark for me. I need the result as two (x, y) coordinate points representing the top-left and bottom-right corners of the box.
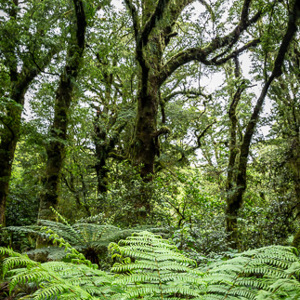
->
(38, 0), (87, 221)
(94, 108), (110, 196)
(133, 75), (160, 179)
(225, 70), (246, 247)
(225, 0), (300, 248)
(0, 0), (57, 226)
(0, 89), (24, 226)
(125, 0), (262, 217)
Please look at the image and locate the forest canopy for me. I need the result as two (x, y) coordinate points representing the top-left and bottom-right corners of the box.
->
(0, 0), (299, 298)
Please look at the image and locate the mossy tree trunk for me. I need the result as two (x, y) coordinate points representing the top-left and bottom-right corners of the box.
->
(0, 0), (57, 226)
(225, 0), (300, 248)
(94, 111), (110, 195)
(93, 70), (114, 195)
(91, 63), (127, 207)
(0, 86), (27, 226)
(279, 49), (300, 248)
(125, 0), (263, 216)
(38, 0), (87, 221)
(291, 138), (300, 248)
(225, 60), (246, 247)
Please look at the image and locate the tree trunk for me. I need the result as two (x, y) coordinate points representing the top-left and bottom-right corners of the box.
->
(134, 76), (160, 180)
(290, 136), (300, 247)
(225, 0), (300, 247)
(0, 91), (24, 226)
(93, 77), (113, 197)
(38, 0), (87, 221)
(225, 71), (245, 248)
(0, 0), (57, 226)
(94, 122), (109, 195)
(93, 108), (127, 209)
(38, 80), (73, 220)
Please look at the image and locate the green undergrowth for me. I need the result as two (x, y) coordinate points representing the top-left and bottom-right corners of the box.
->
(1, 231), (300, 299)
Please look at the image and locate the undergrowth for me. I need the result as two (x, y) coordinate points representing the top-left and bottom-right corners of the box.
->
(0, 231), (300, 299)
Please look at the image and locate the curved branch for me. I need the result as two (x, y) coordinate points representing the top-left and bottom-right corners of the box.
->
(164, 89), (211, 102)
(212, 38), (260, 65)
(158, 0), (262, 85)
(198, 0), (215, 21)
(193, 121), (216, 149)
(239, 0), (300, 186)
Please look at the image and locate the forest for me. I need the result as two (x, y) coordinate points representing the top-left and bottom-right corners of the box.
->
(0, 0), (299, 298)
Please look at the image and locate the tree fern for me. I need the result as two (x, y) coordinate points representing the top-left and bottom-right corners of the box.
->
(3, 210), (124, 266)
(3, 210), (168, 266)
(0, 247), (117, 299)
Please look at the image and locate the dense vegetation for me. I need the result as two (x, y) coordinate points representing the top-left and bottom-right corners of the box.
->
(0, 0), (299, 298)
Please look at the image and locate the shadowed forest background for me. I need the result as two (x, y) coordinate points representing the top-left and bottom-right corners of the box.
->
(0, 0), (300, 298)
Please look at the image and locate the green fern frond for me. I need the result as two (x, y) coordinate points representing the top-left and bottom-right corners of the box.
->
(0, 247), (38, 276)
(110, 232), (300, 299)
(0, 246), (117, 299)
(2, 232), (300, 299)
(29, 283), (70, 300)
(110, 231), (199, 299)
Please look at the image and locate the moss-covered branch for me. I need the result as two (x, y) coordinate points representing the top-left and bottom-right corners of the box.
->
(158, 0), (261, 85)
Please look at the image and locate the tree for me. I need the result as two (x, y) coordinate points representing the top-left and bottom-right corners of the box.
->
(265, 44), (300, 248)
(0, 0), (65, 225)
(124, 0), (263, 215)
(38, 0), (88, 221)
(224, 0), (300, 248)
(78, 8), (137, 206)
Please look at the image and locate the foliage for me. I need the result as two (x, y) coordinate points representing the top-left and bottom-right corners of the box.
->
(1, 231), (300, 299)
(152, 170), (229, 259)
(5, 218), (119, 266)
(0, 245), (116, 299)
(110, 231), (197, 299)
(109, 231), (300, 299)
(1, 1), (300, 295)
(2, 210), (169, 268)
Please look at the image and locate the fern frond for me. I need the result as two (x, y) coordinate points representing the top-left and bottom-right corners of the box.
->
(0, 247), (38, 277)
(111, 231), (199, 299)
(0, 247), (117, 299)
(110, 232), (300, 299)
(2, 232), (300, 299)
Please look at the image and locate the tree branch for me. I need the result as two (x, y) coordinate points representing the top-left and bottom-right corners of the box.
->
(141, 0), (171, 45)
(158, 0), (262, 85)
(164, 89), (211, 102)
(238, 0), (300, 184)
(124, 0), (140, 44)
(198, 0), (215, 21)
(193, 121), (216, 149)
(212, 38), (260, 65)
(124, 0), (147, 73)
(162, 0), (195, 46)
(153, 126), (170, 137)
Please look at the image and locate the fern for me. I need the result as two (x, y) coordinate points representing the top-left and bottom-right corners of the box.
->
(3, 210), (125, 266)
(0, 247), (117, 299)
(1, 232), (300, 299)
(3, 210), (169, 266)
(109, 231), (202, 299)
(187, 245), (300, 299)
(110, 232), (300, 299)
